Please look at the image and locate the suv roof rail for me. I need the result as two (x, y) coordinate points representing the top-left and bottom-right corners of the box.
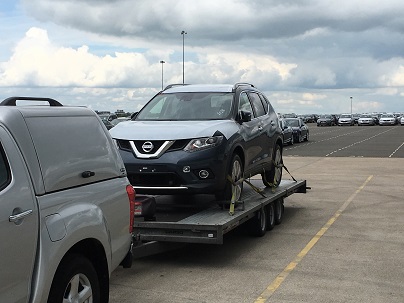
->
(163, 83), (191, 91)
(1, 97), (63, 106)
(233, 82), (255, 90)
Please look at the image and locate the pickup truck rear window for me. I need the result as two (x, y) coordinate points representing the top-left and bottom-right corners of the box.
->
(0, 144), (11, 191)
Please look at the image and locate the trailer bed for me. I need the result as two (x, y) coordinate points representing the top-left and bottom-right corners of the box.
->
(133, 179), (306, 248)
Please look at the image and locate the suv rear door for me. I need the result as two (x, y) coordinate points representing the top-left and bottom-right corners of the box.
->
(0, 126), (38, 303)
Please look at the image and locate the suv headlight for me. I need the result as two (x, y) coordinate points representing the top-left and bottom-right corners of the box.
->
(184, 136), (223, 152)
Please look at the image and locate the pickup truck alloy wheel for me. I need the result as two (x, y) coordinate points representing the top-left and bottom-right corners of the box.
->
(48, 254), (100, 303)
(262, 144), (283, 188)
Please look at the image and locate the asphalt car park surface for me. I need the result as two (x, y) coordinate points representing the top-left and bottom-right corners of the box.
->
(110, 124), (404, 303)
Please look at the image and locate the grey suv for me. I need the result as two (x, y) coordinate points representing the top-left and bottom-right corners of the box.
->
(110, 83), (283, 202)
(0, 97), (133, 303)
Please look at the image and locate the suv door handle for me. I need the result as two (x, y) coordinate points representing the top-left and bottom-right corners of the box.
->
(9, 209), (33, 223)
(258, 125), (263, 131)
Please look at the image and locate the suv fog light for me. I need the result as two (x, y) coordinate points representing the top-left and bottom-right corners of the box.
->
(199, 170), (209, 179)
(183, 166), (191, 173)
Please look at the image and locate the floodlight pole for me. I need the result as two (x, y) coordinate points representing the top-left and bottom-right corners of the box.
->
(160, 60), (165, 90)
(181, 30), (187, 84)
(350, 96), (353, 115)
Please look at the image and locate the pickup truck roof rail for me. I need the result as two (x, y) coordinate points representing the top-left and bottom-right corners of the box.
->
(0, 97), (63, 106)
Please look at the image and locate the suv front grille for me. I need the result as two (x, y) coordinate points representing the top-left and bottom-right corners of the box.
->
(117, 139), (190, 154)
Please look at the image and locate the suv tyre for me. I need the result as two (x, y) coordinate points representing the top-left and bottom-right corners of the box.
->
(216, 154), (243, 202)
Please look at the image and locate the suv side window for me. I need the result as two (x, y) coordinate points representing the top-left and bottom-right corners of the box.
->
(238, 92), (254, 117)
(248, 92), (266, 117)
(259, 94), (275, 114)
(0, 143), (10, 191)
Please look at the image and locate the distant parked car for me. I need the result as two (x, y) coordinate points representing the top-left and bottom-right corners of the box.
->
(284, 118), (309, 142)
(338, 114), (355, 126)
(279, 119), (294, 145)
(379, 114), (397, 126)
(358, 114), (375, 126)
(111, 117), (131, 126)
(317, 115), (334, 126)
(400, 116), (404, 125)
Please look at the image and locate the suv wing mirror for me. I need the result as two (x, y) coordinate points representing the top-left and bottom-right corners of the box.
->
(239, 110), (252, 123)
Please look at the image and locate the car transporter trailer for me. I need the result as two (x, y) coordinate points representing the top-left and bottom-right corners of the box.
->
(131, 179), (307, 258)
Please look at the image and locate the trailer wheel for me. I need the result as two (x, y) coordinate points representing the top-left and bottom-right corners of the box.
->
(248, 207), (267, 237)
(216, 154), (243, 203)
(274, 198), (284, 225)
(266, 202), (276, 231)
(262, 144), (283, 188)
(48, 254), (101, 303)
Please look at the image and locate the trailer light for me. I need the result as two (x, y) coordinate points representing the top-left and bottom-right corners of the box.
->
(134, 202), (142, 216)
(183, 166), (191, 173)
(199, 170), (209, 179)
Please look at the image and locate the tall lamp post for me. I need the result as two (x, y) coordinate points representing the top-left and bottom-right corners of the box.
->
(350, 96), (353, 115)
(159, 60), (165, 90)
(181, 30), (187, 84)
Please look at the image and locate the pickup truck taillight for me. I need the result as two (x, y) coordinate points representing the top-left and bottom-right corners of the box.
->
(126, 185), (136, 233)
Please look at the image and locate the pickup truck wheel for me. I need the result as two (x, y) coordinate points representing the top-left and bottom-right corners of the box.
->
(216, 154), (243, 203)
(248, 206), (267, 236)
(48, 254), (100, 303)
(262, 144), (283, 188)
(274, 198), (284, 225)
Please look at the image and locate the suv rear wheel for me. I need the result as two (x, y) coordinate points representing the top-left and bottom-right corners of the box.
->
(262, 144), (283, 188)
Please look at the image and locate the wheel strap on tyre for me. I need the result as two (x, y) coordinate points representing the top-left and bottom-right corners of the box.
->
(227, 175), (266, 216)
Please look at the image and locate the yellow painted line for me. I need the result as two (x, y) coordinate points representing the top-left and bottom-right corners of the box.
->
(254, 175), (373, 303)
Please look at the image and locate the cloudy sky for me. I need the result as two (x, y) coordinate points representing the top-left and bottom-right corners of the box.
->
(1, 0), (403, 114)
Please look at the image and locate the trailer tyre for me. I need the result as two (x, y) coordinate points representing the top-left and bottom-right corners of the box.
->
(248, 207), (267, 237)
(274, 199), (284, 225)
(48, 254), (101, 303)
(266, 202), (276, 231)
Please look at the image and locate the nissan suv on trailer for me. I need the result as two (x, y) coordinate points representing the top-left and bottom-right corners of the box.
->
(110, 83), (283, 203)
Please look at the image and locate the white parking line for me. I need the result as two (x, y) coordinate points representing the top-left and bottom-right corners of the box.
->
(389, 142), (404, 158)
(325, 127), (396, 157)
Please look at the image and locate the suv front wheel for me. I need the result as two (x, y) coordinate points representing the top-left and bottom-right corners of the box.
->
(216, 154), (243, 202)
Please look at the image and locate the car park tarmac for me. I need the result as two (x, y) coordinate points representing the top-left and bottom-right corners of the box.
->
(110, 125), (404, 303)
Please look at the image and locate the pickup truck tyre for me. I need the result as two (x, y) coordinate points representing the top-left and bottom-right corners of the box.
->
(216, 154), (243, 203)
(274, 198), (284, 225)
(248, 206), (267, 237)
(48, 254), (100, 303)
(262, 144), (283, 188)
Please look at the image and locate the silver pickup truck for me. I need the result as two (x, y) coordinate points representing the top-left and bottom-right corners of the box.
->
(0, 97), (133, 303)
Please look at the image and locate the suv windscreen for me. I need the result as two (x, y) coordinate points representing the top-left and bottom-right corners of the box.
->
(136, 92), (234, 121)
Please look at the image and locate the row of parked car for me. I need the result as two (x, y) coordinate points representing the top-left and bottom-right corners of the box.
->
(284, 113), (404, 127)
